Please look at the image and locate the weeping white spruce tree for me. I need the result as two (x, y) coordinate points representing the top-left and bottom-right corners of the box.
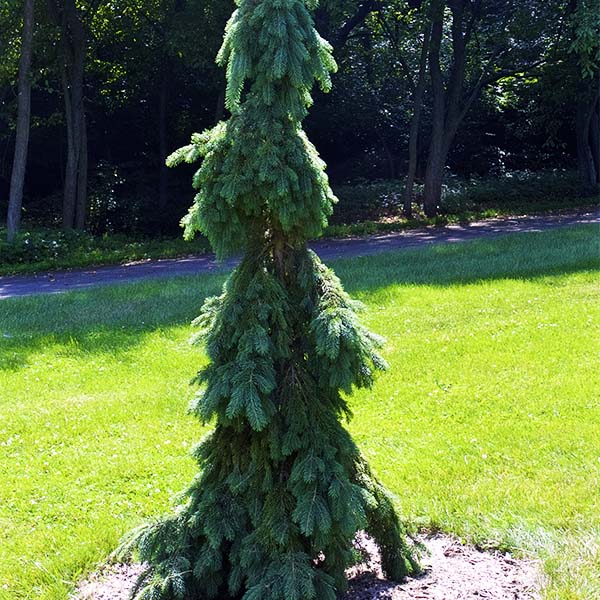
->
(121, 1), (419, 598)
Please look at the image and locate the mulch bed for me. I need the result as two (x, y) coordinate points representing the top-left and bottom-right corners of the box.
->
(75, 533), (540, 600)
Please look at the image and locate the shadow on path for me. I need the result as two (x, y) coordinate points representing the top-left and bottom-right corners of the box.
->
(1, 212), (598, 299)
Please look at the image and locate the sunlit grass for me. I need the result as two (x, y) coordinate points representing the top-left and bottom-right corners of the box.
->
(0, 224), (598, 599)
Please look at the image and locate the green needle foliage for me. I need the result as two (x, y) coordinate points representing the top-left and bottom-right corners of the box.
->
(120, 1), (419, 598)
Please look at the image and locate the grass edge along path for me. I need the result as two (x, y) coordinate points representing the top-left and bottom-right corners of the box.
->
(0, 224), (599, 599)
(1, 212), (597, 301)
(0, 204), (597, 277)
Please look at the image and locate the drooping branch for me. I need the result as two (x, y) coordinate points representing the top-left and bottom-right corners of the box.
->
(120, 3), (418, 599)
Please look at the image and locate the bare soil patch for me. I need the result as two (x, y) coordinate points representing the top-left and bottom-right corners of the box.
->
(345, 533), (540, 599)
(74, 533), (540, 600)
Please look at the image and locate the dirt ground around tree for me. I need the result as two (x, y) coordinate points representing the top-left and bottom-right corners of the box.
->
(74, 533), (541, 600)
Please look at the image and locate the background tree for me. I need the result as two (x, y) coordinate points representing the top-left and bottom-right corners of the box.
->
(0, 0), (592, 237)
(119, 1), (418, 598)
(0, 0), (24, 207)
(370, 0), (433, 215)
(6, 0), (34, 242)
(47, 0), (89, 229)
(400, 6), (431, 217)
(570, 0), (600, 194)
(420, 0), (566, 216)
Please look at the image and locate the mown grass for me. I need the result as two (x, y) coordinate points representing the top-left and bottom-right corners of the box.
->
(0, 224), (599, 599)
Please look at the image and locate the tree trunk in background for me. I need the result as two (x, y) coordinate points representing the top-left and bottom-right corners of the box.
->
(75, 116), (87, 229)
(423, 0), (478, 218)
(589, 96), (600, 184)
(422, 0), (445, 218)
(156, 0), (187, 216)
(575, 84), (600, 195)
(403, 21), (431, 218)
(158, 67), (169, 212)
(334, 0), (378, 50)
(60, 0), (87, 230)
(7, 0), (35, 243)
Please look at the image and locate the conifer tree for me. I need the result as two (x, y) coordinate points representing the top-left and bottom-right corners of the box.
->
(121, 1), (419, 598)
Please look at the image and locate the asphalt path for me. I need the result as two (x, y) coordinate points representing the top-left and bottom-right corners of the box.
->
(1, 212), (597, 300)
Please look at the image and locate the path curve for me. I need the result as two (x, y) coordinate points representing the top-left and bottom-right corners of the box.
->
(1, 212), (598, 300)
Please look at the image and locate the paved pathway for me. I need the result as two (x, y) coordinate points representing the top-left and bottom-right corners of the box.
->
(1, 212), (598, 300)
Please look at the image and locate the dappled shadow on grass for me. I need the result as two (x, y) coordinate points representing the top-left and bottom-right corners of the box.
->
(1, 328), (162, 372)
(0, 274), (225, 373)
(1, 225), (597, 373)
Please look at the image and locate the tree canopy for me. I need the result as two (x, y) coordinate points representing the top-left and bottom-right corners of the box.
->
(1, 0), (598, 239)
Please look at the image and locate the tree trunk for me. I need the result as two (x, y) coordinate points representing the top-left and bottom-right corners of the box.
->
(423, 0), (445, 218)
(403, 22), (431, 218)
(423, 0), (474, 218)
(7, 0), (35, 243)
(423, 143), (446, 218)
(62, 64), (76, 227)
(158, 67), (169, 212)
(576, 89), (599, 195)
(75, 111), (88, 229)
(588, 92), (599, 186)
(60, 0), (87, 230)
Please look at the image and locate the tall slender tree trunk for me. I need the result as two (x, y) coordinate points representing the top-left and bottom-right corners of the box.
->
(7, 0), (35, 243)
(576, 88), (600, 195)
(158, 66), (169, 212)
(60, 0), (87, 230)
(589, 96), (600, 185)
(62, 64), (76, 228)
(403, 22), (431, 218)
(423, 1), (445, 218)
(156, 0), (186, 215)
(422, 0), (475, 218)
(75, 113), (87, 229)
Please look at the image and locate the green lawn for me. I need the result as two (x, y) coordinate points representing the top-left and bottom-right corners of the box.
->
(0, 224), (598, 600)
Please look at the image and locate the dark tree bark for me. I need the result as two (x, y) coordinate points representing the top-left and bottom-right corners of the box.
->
(575, 78), (600, 195)
(422, 0), (488, 217)
(57, 0), (87, 230)
(75, 110), (87, 229)
(422, 0), (446, 218)
(403, 21), (431, 218)
(158, 66), (169, 212)
(590, 97), (600, 183)
(7, 0), (35, 243)
(335, 0), (379, 49)
(576, 100), (598, 194)
(314, 1), (380, 51)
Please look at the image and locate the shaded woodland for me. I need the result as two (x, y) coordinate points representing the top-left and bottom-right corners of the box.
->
(1, 0), (598, 241)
